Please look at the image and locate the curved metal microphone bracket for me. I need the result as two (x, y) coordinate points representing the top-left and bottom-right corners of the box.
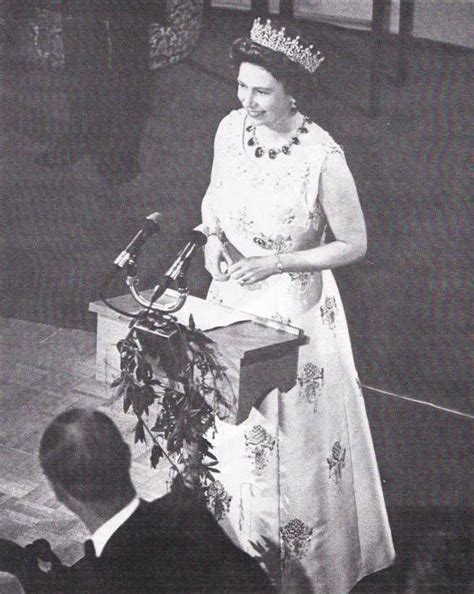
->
(124, 228), (207, 314)
(126, 275), (188, 313)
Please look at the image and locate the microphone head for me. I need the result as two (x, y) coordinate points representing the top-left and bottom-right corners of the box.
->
(147, 212), (162, 225)
(190, 228), (208, 247)
(143, 212), (162, 236)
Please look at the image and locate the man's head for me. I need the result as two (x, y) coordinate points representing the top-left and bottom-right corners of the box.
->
(39, 408), (135, 508)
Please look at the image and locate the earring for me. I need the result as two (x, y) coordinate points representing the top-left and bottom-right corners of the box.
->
(290, 97), (297, 114)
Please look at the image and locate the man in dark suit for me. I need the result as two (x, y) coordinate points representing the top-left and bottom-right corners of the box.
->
(0, 408), (274, 593)
(36, 1), (166, 184)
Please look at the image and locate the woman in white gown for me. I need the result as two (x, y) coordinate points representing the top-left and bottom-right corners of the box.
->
(201, 18), (395, 593)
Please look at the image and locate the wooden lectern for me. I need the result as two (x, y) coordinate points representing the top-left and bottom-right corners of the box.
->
(89, 291), (305, 424)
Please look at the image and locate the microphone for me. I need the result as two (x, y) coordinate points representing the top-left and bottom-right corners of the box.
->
(149, 227), (207, 304)
(164, 228), (207, 282)
(114, 212), (162, 269)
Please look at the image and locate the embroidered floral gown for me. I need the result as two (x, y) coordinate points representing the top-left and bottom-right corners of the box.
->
(201, 109), (395, 593)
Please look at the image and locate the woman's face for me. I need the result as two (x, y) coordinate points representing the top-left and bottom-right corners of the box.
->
(237, 62), (293, 129)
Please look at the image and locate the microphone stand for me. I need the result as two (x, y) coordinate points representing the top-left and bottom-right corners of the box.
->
(100, 238), (195, 327)
(126, 266), (188, 314)
(99, 260), (138, 319)
(125, 257), (188, 340)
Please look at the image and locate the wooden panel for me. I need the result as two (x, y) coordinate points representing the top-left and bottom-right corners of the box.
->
(95, 315), (128, 385)
(209, 320), (303, 359)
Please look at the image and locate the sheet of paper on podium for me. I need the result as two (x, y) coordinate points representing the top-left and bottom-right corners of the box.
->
(170, 293), (252, 331)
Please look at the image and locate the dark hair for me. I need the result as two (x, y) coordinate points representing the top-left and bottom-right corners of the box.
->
(39, 408), (134, 502)
(230, 30), (317, 109)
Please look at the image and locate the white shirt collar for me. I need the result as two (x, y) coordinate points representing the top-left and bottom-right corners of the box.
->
(90, 496), (140, 557)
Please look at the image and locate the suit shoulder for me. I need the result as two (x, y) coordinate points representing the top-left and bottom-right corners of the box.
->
(130, 495), (275, 592)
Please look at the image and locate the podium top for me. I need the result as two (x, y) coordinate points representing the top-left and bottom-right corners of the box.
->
(89, 290), (304, 361)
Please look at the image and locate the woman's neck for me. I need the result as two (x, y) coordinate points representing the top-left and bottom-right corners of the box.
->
(258, 111), (302, 139)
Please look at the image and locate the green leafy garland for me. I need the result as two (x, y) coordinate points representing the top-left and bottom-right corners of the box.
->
(113, 310), (230, 495)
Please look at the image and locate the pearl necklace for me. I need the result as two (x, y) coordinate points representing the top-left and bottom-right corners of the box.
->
(246, 116), (311, 159)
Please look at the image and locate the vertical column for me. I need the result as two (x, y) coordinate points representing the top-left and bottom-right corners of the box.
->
(252, 0), (269, 16)
(280, 0), (294, 19)
(398, 0), (415, 85)
(369, 0), (391, 118)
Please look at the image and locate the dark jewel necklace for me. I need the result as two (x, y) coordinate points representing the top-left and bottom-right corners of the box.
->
(246, 116), (311, 159)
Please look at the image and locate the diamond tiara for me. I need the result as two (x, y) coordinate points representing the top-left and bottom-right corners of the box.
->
(250, 18), (324, 74)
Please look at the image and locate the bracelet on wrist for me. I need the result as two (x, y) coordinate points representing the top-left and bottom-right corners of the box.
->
(207, 230), (223, 241)
(212, 230), (228, 244)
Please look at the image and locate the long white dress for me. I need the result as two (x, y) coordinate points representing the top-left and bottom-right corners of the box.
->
(201, 108), (395, 593)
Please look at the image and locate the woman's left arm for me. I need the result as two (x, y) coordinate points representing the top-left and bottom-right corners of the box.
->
(229, 151), (367, 284)
(282, 150), (367, 272)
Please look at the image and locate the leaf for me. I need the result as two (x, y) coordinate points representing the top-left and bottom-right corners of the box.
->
(123, 385), (134, 414)
(199, 437), (213, 450)
(143, 385), (156, 404)
(201, 468), (215, 482)
(248, 539), (267, 556)
(150, 443), (164, 469)
(204, 450), (218, 462)
(115, 309), (231, 486)
(132, 385), (153, 417)
(142, 361), (153, 381)
(134, 419), (146, 444)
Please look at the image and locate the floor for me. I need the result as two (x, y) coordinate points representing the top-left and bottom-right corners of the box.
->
(0, 318), (471, 592)
(0, 318), (171, 592)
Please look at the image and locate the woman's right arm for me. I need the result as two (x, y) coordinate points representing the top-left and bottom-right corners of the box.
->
(201, 121), (233, 281)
